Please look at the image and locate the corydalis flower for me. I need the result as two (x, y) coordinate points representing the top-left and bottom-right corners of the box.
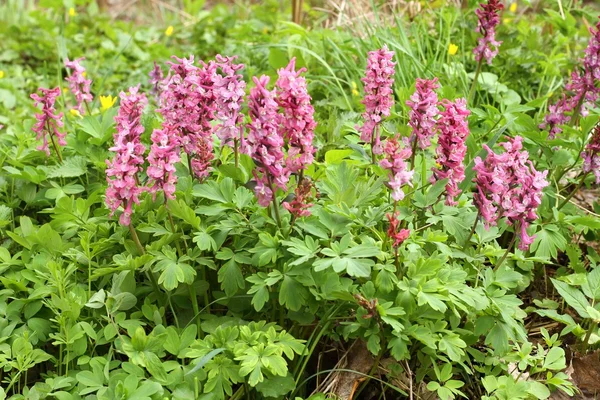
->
(283, 178), (316, 218)
(159, 56), (217, 180)
(582, 124), (600, 184)
(247, 75), (288, 206)
(65, 57), (93, 114)
(149, 62), (164, 96)
(473, 0), (504, 65)
(357, 45), (395, 153)
(541, 19), (600, 137)
(147, 124), (180, 199)
(473, 136), (549, 251)
(406, 78), (440, 150)
(432, 98), (470, 205)
(276, 58), (316, 173)
(30, 87), (66, 156)
(386, 212), (410, 248)
(214, 55), (246, 147)
(105, 86), (148, 226)
(380, 135), (414, 201)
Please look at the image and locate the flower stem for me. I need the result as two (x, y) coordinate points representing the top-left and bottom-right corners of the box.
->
(557, 172), (588, 211)
(128, 224), (145, 255)
(409, 138), (418, 171)
(129, 224), (163, 306)
(468, 58), (484, 105)
(46, 121), (63, 163)
(494, 228), (518, 271)
(581, 320), (595, 353)
(370, 127), (378, 165)
(464, 210), (480, 249)
(234, 138), (239, 168)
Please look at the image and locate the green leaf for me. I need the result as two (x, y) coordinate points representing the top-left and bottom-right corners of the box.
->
(542, 347), (566, 371)
(324, 149), (354, 164)
(48, 156), (88, 178)
(582, 267), (600, 300)
(279, 276), (306, 311)
(168, 199), (201, 229)
(218, 259), (245, 296)
(531, 226), (566, 259)
(527, 381), (551, 400)
(438, 334), (466, 362)
(255, 375), (296, 398)
(551, 279), (590, 318)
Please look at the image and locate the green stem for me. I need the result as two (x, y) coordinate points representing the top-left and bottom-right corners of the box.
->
(370, 125), (378, 165)
(201, 266), (210, 316)
(47, 121), (63, 163)
(494, 228), (518, 271)
(234, 138), (239, 168)
(188, 282), (203, 338)
(557, 172), (588, 211)
(581, 320), (595, 353)
(128, 224), (145, 255)
(409, 138), (418, 171)
(468, 58), (484, 105)
(464, 210), (480, 249)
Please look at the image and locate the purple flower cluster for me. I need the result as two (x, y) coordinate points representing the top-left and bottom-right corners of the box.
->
(65, 57), (93, 114)
(276, 58), (317, 173)
(387, 212), (410, 248)
(159, 56), (217, 180)
(432, 98), (470, 205)
(105, 86), (148, 226)
(283, 178), (315, 218)
(582, 124), (600, 184)
(473, 0), (504, 65)
(213, 55), (246, 148)
(473, 136), (549, 250)
(541, 19), (600, 137)
(357, 45), (396, 154)
(380, 135), (414, 201)
(147, 124), (180, 200)
(406, 78), (440, 150)
(31, 87), (66, 156)
(149, 62), (164, 96)
(247, 75), (288, 206)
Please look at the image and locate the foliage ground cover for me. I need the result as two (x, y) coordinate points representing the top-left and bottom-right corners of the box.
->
(0, 0), (600, 399)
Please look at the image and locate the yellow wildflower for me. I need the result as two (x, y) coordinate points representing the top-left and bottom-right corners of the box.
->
(69, 7), (76, 17)
(509, 2), (517, 13)
(351, 81), (359, 97)
(448, 43), (458, 56)
(63, 87), (69, 94)
(262, 27), (269, 34)
(0, 71), (4, 79)
(503, 18), (511, 25)
(165, 26), (174, 37)
(70, 109), (82, 118)
(82, 71), (87, 78)
(99, 95), (117, 111)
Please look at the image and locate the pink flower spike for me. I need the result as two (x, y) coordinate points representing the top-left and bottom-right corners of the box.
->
(149, 61), (164, 96)
(283, 178), (316, 218)
(357, 45), (396, 153)
(406, 78), (440, 150)
(30, 87), (65, 157)
(386, 212), (410, 248)
(432, 98), (470, 205)
(147, 124), (181, 200)
(247, 75), (288, 206)
(276, 57), (317, 173)
(473, 136), (549, 251)
(105, 86), (148, 226)
(65, 57), (93, 114)
(582, 124), (600, 184)
(473, 0), (504, 65)
(380, 135), (414, 201)
(214, 54), (246, 148)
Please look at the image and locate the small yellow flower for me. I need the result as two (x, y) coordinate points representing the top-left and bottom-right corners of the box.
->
(503, 17), (511, 24)
(351, 81), (359, 97)
(262, 27), (269, 34)
(63, 87), (69, 94)
(70, 109), (82, 118)
(0, 71), (4, 79)
(448, 43), (458, 56)
(99, 95), (117, 111)
(69, 7), (76, 17)
(509, 2), (517, 13)
(82, 71), (87, 78)
(165, 26), (174, 37)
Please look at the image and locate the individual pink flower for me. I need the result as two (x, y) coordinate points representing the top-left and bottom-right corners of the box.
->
(432, 98), (470, 205)
(380, 135), (414, 201)
(539, 95), (571, 139)
(149, 61), (164, 96)
(246, 75), (288, 205)
(386, 212), (410, 248)
(276, 58), (317, 173)
(407, 78), (440, 150)
(105, 86), (148, 226)
(147, 124), (180, 199)
(30, 87), (66, 156)
(582, 124), (600, 184)
(473, 0), (504, 65)
(65, 57), (93, 114)
(357, 45), (396, 154)
(473, 136), (549, 250)
(213, 55), (246, 148)
(283, 178), (316, 218)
